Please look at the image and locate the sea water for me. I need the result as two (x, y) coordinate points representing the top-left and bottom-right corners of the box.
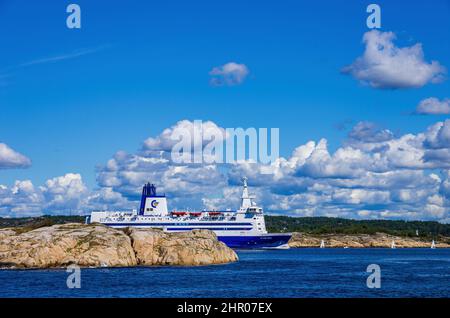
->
(0, 248), (448, 298)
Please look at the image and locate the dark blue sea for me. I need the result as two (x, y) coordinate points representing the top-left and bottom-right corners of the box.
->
(0, 248), (449, 298)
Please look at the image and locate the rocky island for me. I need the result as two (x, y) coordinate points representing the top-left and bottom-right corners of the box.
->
(288, 232), (450, 248)
(0, 216), (448, 270)
(0, 223), (238, 269)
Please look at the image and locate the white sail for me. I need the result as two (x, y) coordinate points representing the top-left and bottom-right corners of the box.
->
(431, 240), (436, 249)
(391, 240), (396, 249)
(320, 240), (325, 248)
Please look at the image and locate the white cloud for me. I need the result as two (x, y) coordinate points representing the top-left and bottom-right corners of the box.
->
(0, 143), (31, 169)
(0, 173), (131, 217)
(342, 30), (446, 89)
(416, 97), (450, 115)
(40, 173), (88, 212)
(97, 149), (227, 205)
(230, 119), (450, 221)
(0, 180), (43, 217)
(294, 139), (381, 179)
(424, 119), (450, 149)
(440, 170), (450, 200)
(331, 188), (390, 205)
(143, 119), (226, 154)
(97, 120), (229, 207)
(209, 62), (249, 86)
(94, 119), (450, 222)
(347, 121), (394, 143)
(85, 187), (130, 212)
(1, 119), (449, 222)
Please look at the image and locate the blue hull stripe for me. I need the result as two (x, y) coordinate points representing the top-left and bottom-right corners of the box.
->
(217, 235), (292, 248)
(102, 224), (291, 248)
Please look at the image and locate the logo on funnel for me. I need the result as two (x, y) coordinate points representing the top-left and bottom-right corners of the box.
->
(151, 200), (159, 208)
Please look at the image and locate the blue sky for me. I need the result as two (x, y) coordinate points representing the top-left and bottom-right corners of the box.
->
(0, 1), (450, 220)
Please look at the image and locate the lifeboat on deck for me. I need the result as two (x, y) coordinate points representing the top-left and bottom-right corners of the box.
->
(171, 211), (187, 217)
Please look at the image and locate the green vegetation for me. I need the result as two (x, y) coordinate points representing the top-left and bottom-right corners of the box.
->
(265, 215), (450, 238)
(1, 215), (449, 238)
(0, 215), (86, 233)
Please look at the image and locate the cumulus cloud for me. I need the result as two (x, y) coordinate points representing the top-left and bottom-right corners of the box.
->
(1, 119), (449, 222)
(295, 139), (372, 179)
(97, 149), (227, 208)
(0, 180), (43, 217)
(95, 119), (450, 221)
(347, 121), (394, 143)
(440, 171), (450, 200)
(97, 120), (229, 209)
(40, 173), (88, 212)
(142, 120), (226, 155)
(424, 119), (450, 149)
(0, 143), (31, 169)
(342, 30), (446, 89)
(85, 187), (130, 212)
(416, 97), (450, 115)
(209, 62), (249, 86)
(0, 173), (129, 217)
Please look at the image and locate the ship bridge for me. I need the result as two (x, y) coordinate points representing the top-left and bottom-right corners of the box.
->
(239, 177), (263, 214)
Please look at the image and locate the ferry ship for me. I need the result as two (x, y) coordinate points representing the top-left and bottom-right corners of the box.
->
(88, 178), (291, 249)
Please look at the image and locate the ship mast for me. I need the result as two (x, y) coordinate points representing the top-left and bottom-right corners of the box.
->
(240, 177), (254, 209)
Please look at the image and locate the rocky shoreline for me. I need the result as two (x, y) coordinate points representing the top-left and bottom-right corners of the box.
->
(0, 223), (238, 269)
(0, 223), (448, 269)
(288, 232), (450, 248)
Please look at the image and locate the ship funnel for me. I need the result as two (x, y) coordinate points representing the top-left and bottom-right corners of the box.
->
(143, 182), (157, 196)
(139, 182), (168, 216)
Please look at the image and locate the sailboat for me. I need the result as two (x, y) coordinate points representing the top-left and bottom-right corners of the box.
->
(320, 240), (325, 248)
(431, 240), (436, 249)
(391, 240), (396, 249)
